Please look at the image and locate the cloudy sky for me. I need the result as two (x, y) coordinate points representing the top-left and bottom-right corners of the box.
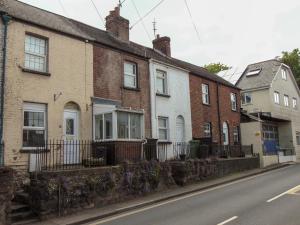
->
(20, 0), (300, 82)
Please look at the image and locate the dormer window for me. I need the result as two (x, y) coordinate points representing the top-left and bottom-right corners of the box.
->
(246, 69), (261, 77)
(281, 68), (287, 80)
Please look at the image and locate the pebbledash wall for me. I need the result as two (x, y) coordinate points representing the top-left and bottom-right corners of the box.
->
(189, 74), (241, 144)
(93, 44), (152, 138)
(3, 21), (93, 171)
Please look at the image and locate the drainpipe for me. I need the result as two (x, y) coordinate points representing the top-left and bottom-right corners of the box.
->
(216, 82), (222, 144)
(0, 13), (11, 166)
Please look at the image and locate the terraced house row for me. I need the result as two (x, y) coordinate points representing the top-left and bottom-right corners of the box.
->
(0, 0), (240, 173)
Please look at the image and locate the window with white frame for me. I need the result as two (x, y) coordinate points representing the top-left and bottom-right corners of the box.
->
(281, 68), (287, 80)
(156, 70), (167, 94)
(231, 93), (237, 111)
(117, 112), (142, 139)
(296, 132), (300, 145)
(124, 62), (137, 88)
(23, 103), (46, 148)
(274, 91), (280, 104)
(25, 34), (48, 72)
(202, 84), (209, 104)
(292, 98), (297, 109)
(233, 126), (239, 143)
(241, 92), (252, 104)
(95, 113), (113, 140)
(203, 122), (211, 137)
(158, 117), (169, 140)
(284, 94), (289, 107)
(94, 111), (142, 140)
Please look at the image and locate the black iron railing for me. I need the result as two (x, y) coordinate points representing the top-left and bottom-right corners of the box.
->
(171, 142), (254, 160)
(32, 140), (149, 172)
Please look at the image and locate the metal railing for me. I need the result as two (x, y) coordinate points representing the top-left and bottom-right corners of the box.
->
(157, 141), (255, 160)
(32, 140), (147, 172)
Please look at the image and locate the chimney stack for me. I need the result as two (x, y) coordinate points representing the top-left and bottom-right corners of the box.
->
(152, 34), (171, 57)
(105, 6), (129, 41)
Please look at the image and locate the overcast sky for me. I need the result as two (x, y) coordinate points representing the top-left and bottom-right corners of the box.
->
(20, 0), (300, 82)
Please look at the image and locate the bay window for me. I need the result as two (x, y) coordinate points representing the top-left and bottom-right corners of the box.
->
(94, 110), (143, 140)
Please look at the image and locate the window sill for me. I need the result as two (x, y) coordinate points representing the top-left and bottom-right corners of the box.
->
(156, 93), (171, 98)
(123, 86), (140, 92)
(202, 103), (210, 106)
(22, 68), (51, 76)
(158, 141), (172, 144)
(20, 148), (49, 153)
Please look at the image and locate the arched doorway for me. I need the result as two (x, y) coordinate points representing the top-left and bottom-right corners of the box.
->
(223, 122), (229, 145)
(176, 116), (185, 143)
(63, 102), (80, 164)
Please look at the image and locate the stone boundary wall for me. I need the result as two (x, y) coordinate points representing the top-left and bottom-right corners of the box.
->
(30, 157), (259, 218)
(0, 167), (15, 225)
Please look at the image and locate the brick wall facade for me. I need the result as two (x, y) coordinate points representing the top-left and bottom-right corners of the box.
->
(93, 45), (152, 138)
(189, 74), (240, 144)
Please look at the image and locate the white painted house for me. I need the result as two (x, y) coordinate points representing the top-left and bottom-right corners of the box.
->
(149, 58), (193, 160)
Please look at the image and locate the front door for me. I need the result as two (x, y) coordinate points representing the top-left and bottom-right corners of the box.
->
(63, 110), (79, 164)
(223, 122), (229, 145)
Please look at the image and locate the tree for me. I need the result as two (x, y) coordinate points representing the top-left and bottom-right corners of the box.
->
(281, 49), (300, 85)
(203, 63), (231, 74)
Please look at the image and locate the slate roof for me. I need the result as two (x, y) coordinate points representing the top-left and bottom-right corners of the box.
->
(236, 59), (282, 90)
(1, 0), (236, 88)
(0, 0), (93, 40)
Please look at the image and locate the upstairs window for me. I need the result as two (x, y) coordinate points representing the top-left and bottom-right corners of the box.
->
(241, 92), (252, 104)
(156, 70), (168, 94)
(246, 69), (261, 77)
(281, 68), (287, 80)
(124, 62), (137, 88)
(25, 34), (48, 72)
(203, 122), (211, 138)
(274, 92), (280, 104)
(231, 93), (237, 111)
(293, 98), (297, 109)
(23, 103), (46, 148)
(202, 84), (210, 104)
(284, 95), (289, 107)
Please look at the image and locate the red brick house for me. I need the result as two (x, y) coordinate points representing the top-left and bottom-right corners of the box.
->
(189, 74), (241, 145)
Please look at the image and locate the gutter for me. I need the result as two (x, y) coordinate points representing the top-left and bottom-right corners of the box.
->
(0, 13), (11, 166)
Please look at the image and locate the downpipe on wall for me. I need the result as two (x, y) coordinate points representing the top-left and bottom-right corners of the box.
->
(0, 13), (11, 166)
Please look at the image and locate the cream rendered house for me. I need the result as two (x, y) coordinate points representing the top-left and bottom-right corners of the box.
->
(0, 0), (94, 171)
(237, 59), (300, 166)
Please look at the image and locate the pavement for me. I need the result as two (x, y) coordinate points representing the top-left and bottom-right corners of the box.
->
(31, 162), (296, 225)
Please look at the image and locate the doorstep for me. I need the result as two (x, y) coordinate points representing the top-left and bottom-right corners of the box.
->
(31, 162), (293, 225)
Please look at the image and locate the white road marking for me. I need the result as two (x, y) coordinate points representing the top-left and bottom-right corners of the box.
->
(87, 165), (292, 225)
(217, 216), (238, 225)
(267, 185), (300, 202)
